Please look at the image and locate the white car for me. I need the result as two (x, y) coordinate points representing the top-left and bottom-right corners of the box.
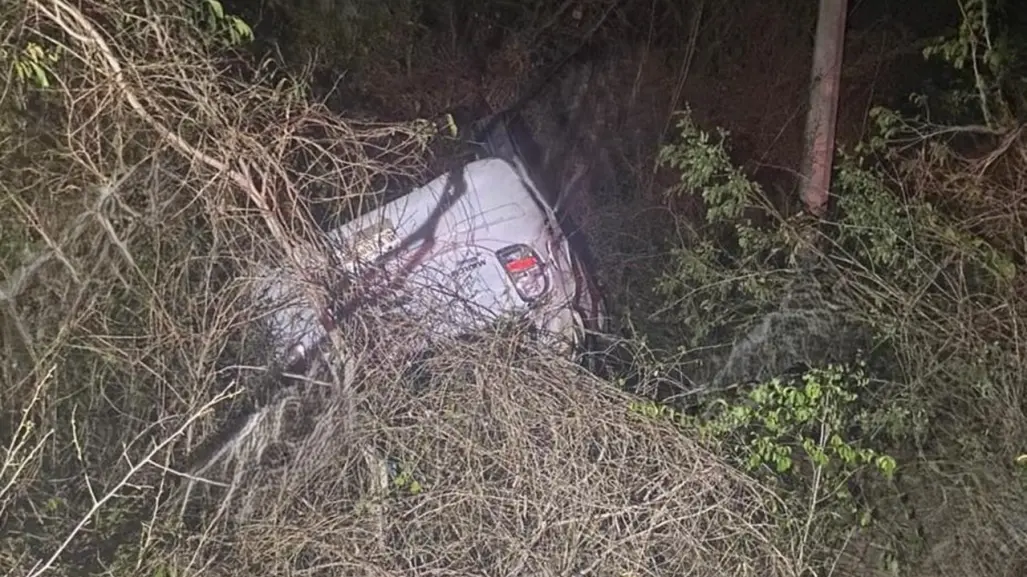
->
(257, 151), (608, 374)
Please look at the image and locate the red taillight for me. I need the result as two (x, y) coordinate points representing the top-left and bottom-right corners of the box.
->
(504, 255), (539, 273)
(497, 245), (548, 301)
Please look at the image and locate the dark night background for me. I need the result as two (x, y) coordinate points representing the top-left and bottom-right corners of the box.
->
(216, 0), (1026, 192)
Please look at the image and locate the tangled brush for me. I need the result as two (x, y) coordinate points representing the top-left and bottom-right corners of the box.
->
(182, 329), (799, 577)
(3, 2), (805, 576)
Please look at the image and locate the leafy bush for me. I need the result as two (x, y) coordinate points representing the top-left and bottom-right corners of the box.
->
(652, 90), (1027, 577)
(654, 109), (796, 350)
(649, 8), (1027, 570)
(632, 362), (898, 573)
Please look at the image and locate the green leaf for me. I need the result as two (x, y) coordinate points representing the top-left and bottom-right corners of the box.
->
(859, 509), (873, 527)
(231, 17), (253, 42)
(876, 455), (897, 479)
(33, 62), (49, 88)
(774, 453), (793, 473)
(206, 0), (225, 20)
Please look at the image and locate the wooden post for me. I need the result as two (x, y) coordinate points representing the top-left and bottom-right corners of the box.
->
(799, 0), (848, 218)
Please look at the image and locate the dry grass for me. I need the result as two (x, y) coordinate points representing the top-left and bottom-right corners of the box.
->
(0, 0), (427, 574)
(0, 2), (807, 577)
(171, 333), (800, 577)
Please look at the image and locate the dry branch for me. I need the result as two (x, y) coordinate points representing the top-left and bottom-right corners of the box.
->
(27, 0), (325, 295)
(189, 331), (801, 577)
(2, 0), (428, 574)
(26, 385), (239, 577)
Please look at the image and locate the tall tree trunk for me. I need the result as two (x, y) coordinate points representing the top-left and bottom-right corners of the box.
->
(799, 0), (848, 218)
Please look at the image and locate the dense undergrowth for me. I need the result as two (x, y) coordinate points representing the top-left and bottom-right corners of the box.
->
(645, 107), (1027, 576)
(638, 7), (1027, 572)
(2, 1), (1026, 577)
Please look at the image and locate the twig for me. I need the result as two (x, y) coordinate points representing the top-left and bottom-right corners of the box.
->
(69, 406), (98, 505)
(28, 0), (322, 276)
(144, 459), (230, 489)
(796, 420), (829, 571)
(960, 0), (995, 128)
(26, 386), (237, 577)
(0, 163), (144, 305)
(0, 250), (54, 304)
(976, 123), (1024, 176)
(0, 365), (57, 518)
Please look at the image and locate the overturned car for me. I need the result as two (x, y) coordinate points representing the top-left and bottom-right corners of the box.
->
(256, 116), (609, 376)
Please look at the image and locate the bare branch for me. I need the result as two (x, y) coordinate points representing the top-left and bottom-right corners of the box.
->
(26, 385), (239, 577)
